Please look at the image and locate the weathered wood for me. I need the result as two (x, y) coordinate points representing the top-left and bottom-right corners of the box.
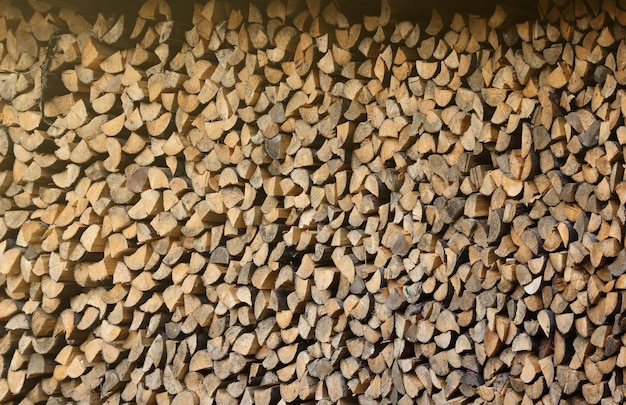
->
(2, 0), (626, 403)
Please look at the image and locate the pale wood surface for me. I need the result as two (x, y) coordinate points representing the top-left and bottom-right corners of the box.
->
(0, 0), (623, 403)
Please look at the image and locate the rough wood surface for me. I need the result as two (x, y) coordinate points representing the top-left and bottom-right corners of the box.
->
(0, 0), (625, 404)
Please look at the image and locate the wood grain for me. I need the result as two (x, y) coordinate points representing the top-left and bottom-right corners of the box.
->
(0, 0), (623, 403)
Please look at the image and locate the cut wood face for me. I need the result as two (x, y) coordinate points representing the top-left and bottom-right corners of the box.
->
(1, 0), (625, 403)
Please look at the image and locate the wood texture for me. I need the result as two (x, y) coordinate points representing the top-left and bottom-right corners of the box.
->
(0, 0), (624, 403)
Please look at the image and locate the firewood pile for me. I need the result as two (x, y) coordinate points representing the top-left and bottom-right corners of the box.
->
(1, 0), (626, 403)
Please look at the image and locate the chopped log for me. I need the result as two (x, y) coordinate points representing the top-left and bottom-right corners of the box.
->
(1, 0), (625, 403)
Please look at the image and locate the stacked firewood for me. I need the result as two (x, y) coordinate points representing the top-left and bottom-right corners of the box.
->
(1, 0), (626, 403)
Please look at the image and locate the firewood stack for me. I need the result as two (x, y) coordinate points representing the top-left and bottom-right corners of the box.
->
(2, 0), (626, 403)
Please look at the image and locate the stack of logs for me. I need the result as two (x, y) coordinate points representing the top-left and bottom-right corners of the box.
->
(1, 0), (626, 403)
